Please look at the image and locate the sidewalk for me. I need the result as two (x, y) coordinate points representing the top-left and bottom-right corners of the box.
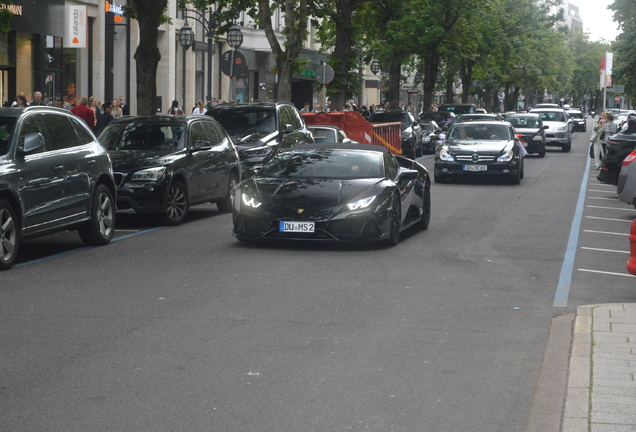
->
(563, 304), (636, 431)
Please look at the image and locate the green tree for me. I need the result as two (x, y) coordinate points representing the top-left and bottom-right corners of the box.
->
(610, 0), (634, 101)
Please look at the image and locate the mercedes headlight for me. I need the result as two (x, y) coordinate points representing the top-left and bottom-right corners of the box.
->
(346, 196), (376, 211)
(131, 167), (167, 181)
(556, 125), (567, 131)
(241, 193), (262, 208)
(498, 149), (514, 162)
(439, 148), (454, 161)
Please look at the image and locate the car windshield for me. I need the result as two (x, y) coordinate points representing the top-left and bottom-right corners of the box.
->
(0, 117), (16, 156)
(569, 112), (584, 119)
(535, 111), (566, 122)
(449, 124), (511, 141)
(369, 112), (410, 129)
(209, 108), (277, 135)
(508, 116), (540, 128)
(455, 114), (495, 122)
(100, 122), (185, 151)
(258, 149), (384, 179)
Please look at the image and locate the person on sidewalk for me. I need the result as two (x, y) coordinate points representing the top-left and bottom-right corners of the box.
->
(71, 96), (96, 132)
(95, 101), (114, 136)
(167, 100), (184, 115)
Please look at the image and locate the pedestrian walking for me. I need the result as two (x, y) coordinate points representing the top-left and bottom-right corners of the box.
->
(95, 101), (114, 136)
(13, 93), (27, 108)
(192, 100), (207, 115)
(71, 96), (96, 132)
(28, 91), (46, 106)
(300, 102), (311, 112)
(168, 100), (184, 115)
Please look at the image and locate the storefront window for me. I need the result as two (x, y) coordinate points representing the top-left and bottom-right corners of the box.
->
(63, 48), (77, 106)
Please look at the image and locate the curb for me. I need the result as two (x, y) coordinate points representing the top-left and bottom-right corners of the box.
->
(562, 305), (593, 431)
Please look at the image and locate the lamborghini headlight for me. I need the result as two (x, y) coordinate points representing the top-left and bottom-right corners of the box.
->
(346, 196), (376, 211)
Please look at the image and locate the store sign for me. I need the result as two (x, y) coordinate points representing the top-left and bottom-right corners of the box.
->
(0, 3), (23, 15)
(105, 1), (124, 23)
(65, 5), (87, 49)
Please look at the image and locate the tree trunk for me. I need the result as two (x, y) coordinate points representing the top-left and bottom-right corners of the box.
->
(387, 59), (402, 109)
(422, 49), (441, 112)
(328, 0), (355, 110)
(460, 58), (474, 103)
(130, 0), (167, 116)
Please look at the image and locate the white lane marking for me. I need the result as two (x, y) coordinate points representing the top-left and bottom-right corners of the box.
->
(578, 268), (635, 277)
(583, 230), (629, 236)
(585, 216), (633, 223)
(588, 197), (620, 201)
(587, 205), (636, 211)
(588, 189), (617, 193)
(581, 246), (630, 254)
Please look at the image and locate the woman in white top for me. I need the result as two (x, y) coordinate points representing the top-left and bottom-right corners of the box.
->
(192, 100), (207, 115)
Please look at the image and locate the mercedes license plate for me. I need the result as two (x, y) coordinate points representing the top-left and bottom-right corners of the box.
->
(463, 165), (487, 172)
(279, 222), (315, 233)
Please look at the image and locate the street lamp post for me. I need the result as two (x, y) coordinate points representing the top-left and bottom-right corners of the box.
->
(226, 24), (243, 102)
(180, 8), (240, 107)
(370, 59), (381, 106)
(177, 21), (194, 111)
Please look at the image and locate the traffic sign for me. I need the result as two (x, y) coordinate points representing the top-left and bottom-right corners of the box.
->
(220, 50), (247, 77)
(315, 64), (334, 85)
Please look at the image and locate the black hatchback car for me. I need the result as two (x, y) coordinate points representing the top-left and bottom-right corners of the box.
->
(207, 102), (314, 178)
(0, 106), (117, 270)
(99, 115), (241, 225)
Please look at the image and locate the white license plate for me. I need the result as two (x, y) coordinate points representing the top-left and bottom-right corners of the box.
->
(463, 165), (487, 172)
(279, 221), (315, 233)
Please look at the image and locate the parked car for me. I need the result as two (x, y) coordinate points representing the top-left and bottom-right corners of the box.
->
(506, 113), (548, 157)
(307, 125), (352, 144)
(368, 110), (423, 158)
(99, 115), (241, 225)
(598, 117), (636, 186)
(420, 120), (441, 154)
(0, 106), (117, 270)
(419, 111), (455, 131)
(207, 102), (314, 178)
(567, 109), (587, 132)
(617, 149), (636, 208)
(232, 143), (430, 245)
(434, 121), (524, 184)
(528, 108), (572, 152)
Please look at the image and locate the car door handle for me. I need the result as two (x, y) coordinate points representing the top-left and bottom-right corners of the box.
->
(55, 165), (64, 172)
(87, 160), (96, 166)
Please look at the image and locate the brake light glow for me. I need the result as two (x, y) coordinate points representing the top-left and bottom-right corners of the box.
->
(622, 150), (636, 166)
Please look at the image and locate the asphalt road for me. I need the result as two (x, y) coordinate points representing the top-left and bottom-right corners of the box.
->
(1, 118), (634, 431)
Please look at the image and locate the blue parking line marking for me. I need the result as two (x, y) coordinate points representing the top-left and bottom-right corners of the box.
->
(13, 227), (164, 268)
(553, 156), (592, 307)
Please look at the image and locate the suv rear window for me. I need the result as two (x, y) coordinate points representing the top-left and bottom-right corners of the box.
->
(0, 118), (16, 156)
(208, 108), (277, 135)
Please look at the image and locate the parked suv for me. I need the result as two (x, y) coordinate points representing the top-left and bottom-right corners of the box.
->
(368, 110), (423, 158)
(528, 108), (572, 152)
(206, 102), (314, 177)
(0, 106), (117, 270)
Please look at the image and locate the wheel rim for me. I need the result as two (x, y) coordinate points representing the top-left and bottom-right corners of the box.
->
(166, 184), (187, 221)
(97, 191), (114, 238)
(0, 208), (16, 262)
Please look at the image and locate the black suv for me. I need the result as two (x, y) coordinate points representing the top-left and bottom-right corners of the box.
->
(207, 102), (314, 177)
(0, 106), (117, 270)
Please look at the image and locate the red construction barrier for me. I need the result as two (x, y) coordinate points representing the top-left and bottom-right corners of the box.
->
(301, 111), (403, 155)
(627, 218), (636, 276)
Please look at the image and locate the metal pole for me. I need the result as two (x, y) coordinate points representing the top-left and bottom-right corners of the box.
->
(182, 46), (186, 112)
(206, 9), (212, 107)
(229, 48), (236, 102)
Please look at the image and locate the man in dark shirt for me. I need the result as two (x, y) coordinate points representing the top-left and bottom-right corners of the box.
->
(71, 96), (95, 132)
(29, 91), (46, 106)
(95, 101), (114, 136)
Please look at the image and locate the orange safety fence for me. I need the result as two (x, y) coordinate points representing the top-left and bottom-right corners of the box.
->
(301, 111), (403, 155)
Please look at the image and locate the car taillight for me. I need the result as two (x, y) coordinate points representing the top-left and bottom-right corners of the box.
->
(622, 150), (636, 166)
(607, 140), (619, 146)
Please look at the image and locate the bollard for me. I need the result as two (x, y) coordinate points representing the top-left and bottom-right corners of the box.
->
(627, 218), (636, 276)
